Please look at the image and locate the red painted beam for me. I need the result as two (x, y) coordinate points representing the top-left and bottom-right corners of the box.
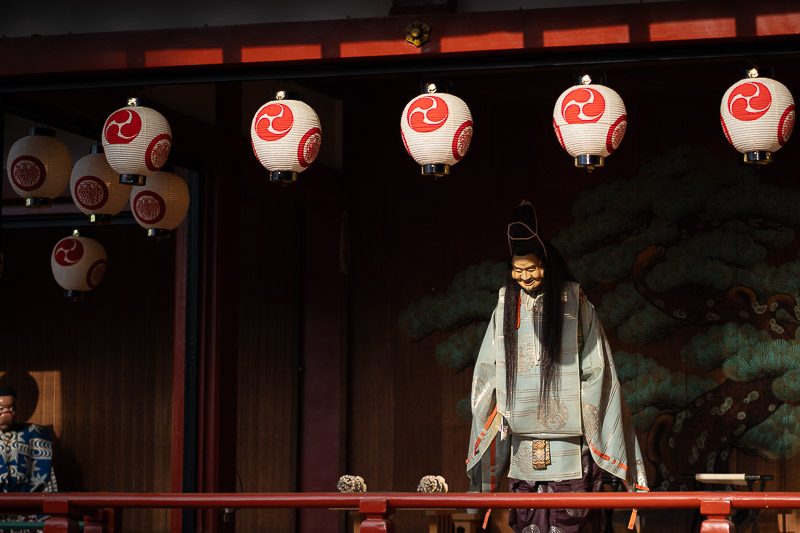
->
(0, 1), (798, 77)
(2, 491), (800, 510)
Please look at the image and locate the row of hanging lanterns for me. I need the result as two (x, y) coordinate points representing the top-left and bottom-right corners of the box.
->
(7, 74), (797, 208)
(393, 70), (794, 175)
(4, 98), (189, 298)
(5, 73), (796, 299)
(242, 71), (794, 181)
(5, 98), (190, 236)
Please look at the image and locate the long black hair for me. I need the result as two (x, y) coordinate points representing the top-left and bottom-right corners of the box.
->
(503, 215), (575, 408)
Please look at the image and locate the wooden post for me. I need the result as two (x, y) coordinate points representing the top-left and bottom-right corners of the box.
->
(700, 499), (735, 533)
(43, 500), (79, 533)
(358, 498), (395, 533)
(82, 509), (106, 533)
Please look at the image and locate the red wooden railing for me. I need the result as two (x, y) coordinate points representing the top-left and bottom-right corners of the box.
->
(2, 491), (800, 533)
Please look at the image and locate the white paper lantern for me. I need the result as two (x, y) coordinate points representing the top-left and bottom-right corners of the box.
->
(720, 72), (794, 164)
(400, 85), (473, 177)
(51, 231), (107, 299)
(553, 81), (627, 171)
(130, 170), (190, 238)
(250, 92), (322, 182)
(70, 147), (132, 224)
(102, 98), (172, 185)
(6, 128), (72, 208)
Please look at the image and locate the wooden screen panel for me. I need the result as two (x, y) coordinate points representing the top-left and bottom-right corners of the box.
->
(0, 224), (174, 533)
(234, 191), (300, 532)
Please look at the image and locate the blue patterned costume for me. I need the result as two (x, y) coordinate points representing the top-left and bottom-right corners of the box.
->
(0, 424), (57, 493)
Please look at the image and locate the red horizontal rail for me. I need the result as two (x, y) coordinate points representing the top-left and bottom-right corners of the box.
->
(1, 492), (800, 511)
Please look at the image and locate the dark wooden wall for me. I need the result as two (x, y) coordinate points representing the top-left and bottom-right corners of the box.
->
(234, 188), (303, 533)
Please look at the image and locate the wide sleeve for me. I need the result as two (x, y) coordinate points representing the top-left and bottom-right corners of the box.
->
(29, 424), (58, 493)
(579, 291), (649, 492)
(466, 295), (511, 493)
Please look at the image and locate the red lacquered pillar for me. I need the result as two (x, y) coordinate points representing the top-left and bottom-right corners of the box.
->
(359, 498), (395, 533)
(700, 499), (734, 533)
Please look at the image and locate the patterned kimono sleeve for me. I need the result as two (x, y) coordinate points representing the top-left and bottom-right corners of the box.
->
(466, 295), (511, 493)
(44, 467), (57, 493)
(29, 425), (57, 493)
(578, 290), (649, 492)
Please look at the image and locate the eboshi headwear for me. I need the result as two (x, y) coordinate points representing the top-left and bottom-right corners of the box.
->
(507, 200), (548, 259)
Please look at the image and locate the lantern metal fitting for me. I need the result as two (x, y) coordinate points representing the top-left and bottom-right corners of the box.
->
(406, 21), (430, 47)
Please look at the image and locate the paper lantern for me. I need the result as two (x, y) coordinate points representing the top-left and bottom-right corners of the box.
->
(250, 91), (322, 183)
(102, 97), (172, 185)
(720, 70), (794, 164)
(130, 170), (190, 238)
(553, 78), (627, 172)
(51, 230), (107, 300)
(400, 84), (473, 177)
(70, 146), (132, 224)
(6, 128), (72, 208)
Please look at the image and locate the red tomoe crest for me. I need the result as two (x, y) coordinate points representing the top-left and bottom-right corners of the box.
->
(561, 88), (606, 124)
(606, 115), (627, 153)
(553, 117), (566, 150)
(86, 259), (107, 288)
(254, 103), (294, 142)
(407, 96), (449, 133)
(720, 114), (734, 146)
(728, 82), (772, 122)
(133, 191), (167, 225)
(778, 105), (795, 146)
(104, 109), (143, 144)
(298, 128), (322, 168)
(452, 121), (473, 160)
(75, 176), (109, 210)
(11, 156), (46, 191)
(146, 134), (171, 171)
(54, 238), (84, 267)
(401, 130), (411, 156)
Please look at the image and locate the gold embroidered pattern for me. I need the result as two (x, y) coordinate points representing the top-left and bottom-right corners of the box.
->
(531, 439), (551, 470)
(536, 398), (570, 430)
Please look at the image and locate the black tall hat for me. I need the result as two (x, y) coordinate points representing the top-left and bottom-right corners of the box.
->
(507, 200), (547, 258)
